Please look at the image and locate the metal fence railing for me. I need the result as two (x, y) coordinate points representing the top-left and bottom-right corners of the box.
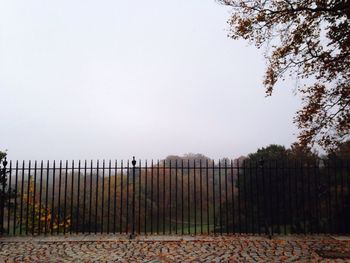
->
(0, 157), (349, 236)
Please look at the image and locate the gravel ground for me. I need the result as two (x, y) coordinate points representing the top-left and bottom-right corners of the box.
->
(1, 234), (350, 262)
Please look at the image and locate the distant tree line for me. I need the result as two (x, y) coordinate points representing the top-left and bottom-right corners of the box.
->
(1, 142), (350, 235)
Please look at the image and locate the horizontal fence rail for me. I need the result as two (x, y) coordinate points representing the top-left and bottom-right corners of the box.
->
(0, 158), (349, 236)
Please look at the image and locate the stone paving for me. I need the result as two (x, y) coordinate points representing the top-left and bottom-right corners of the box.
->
(1, 234), (350, 262)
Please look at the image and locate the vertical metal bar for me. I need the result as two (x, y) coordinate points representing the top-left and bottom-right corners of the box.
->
(7, 161), (12, 235)
(206, 159), (210, 234)
(237, 160), (241, 233)
(314, 159), (319, 234)
(113, 160), (117, 234)
(301, 160), (306, 234)
(101, 160), (105, 233)
(64, 160), (68, 235)
(132, 157), (136, 236)
(163, 160), (166, 234)
(218, 160), (222, 234)
(138, 160), (141, 234)
(268, 160), (279, 233)
(169, 160), (172, 234)
(212, 160), (216, 234)
(231, 160), (235, 233)
(225, 160), (228, 234)
(296, 160), (302, 233)
(126, 160), (129, 233)
(44, 161), (49, 235)
(77, 160), (81, 233)
(88, 160), (93, 234)
(95, 160), (99, 234)
(283, 160), (287, 235)
(50, 161), (55, 235)
(144, 161), (148, 234)
(255, 161), (260, 234)
(274, 160), (280, 234)
(265, 161), (271, 234)
(13, 161), (19, 235)
(19, 161), (25, 235)
(83, 160), (87, 233)
(3, 161), (10, 235)
(32, 161), (37, 235)
(334, 159), (338, 233)
(157, 160), (160, 234)
(25, 160), (31, 235)
(294, 160), (298, 233)
(340, 159), (345, 234)
(187, 159), (190, 234)
(295, 160), (300, 234)
(268, 161), (274, 236)
(38, 161), (43, 235)
(249, 161), (254, 233)
(0, 161), (3, 235)
(281, 160), (286, 234)
(274, 161), (280, 234)
(0, 160), (6, 235)
(120, 160), (124, 234)
(107, 160), (111, 234)
(307, 160), (311, 233)
(150, 160), (153, 234)
(260, 160), (265, 235)
(347, 161), (350, 234)
(327, 159), (332, 233)
(243, 160), (248, 233)
(288, 160), (292, 234)
(175, 160), (178, 234)
(0, 160), (5, 234)
(70, 160), (74, 234)
(57, 161), (62, 234)
(279, 160), (283, 234)
(194, 160), (197, 235)
(0, 159), (6, 235)
(200, 159), (203, 234)
(181, 160), (184, 235)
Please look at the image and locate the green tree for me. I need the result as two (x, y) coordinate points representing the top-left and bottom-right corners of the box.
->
(247, 144), (288, 162)
(218, 0), (350, 151)
(327, 140), (350, 160)
(237, 145), (320, 234)
(19, 179), (71, 234)
(0, 151), (6, 162)
(325, 140), (350, 232)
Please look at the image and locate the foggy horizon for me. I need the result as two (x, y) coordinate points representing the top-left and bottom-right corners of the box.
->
(0, 0), (300, 161)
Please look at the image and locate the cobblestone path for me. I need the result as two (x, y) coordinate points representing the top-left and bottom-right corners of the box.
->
(1, 235), (350, 262)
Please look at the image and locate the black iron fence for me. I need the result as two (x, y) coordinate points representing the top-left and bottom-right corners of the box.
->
(0, 157), (349, 236)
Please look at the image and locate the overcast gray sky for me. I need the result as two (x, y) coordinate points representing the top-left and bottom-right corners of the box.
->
(0, 0), (300, 161)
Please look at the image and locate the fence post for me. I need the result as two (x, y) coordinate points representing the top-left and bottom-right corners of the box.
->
(259, 158), (272, 238)
(0, 158), (8, 235)
(131, 156), (136, 238)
